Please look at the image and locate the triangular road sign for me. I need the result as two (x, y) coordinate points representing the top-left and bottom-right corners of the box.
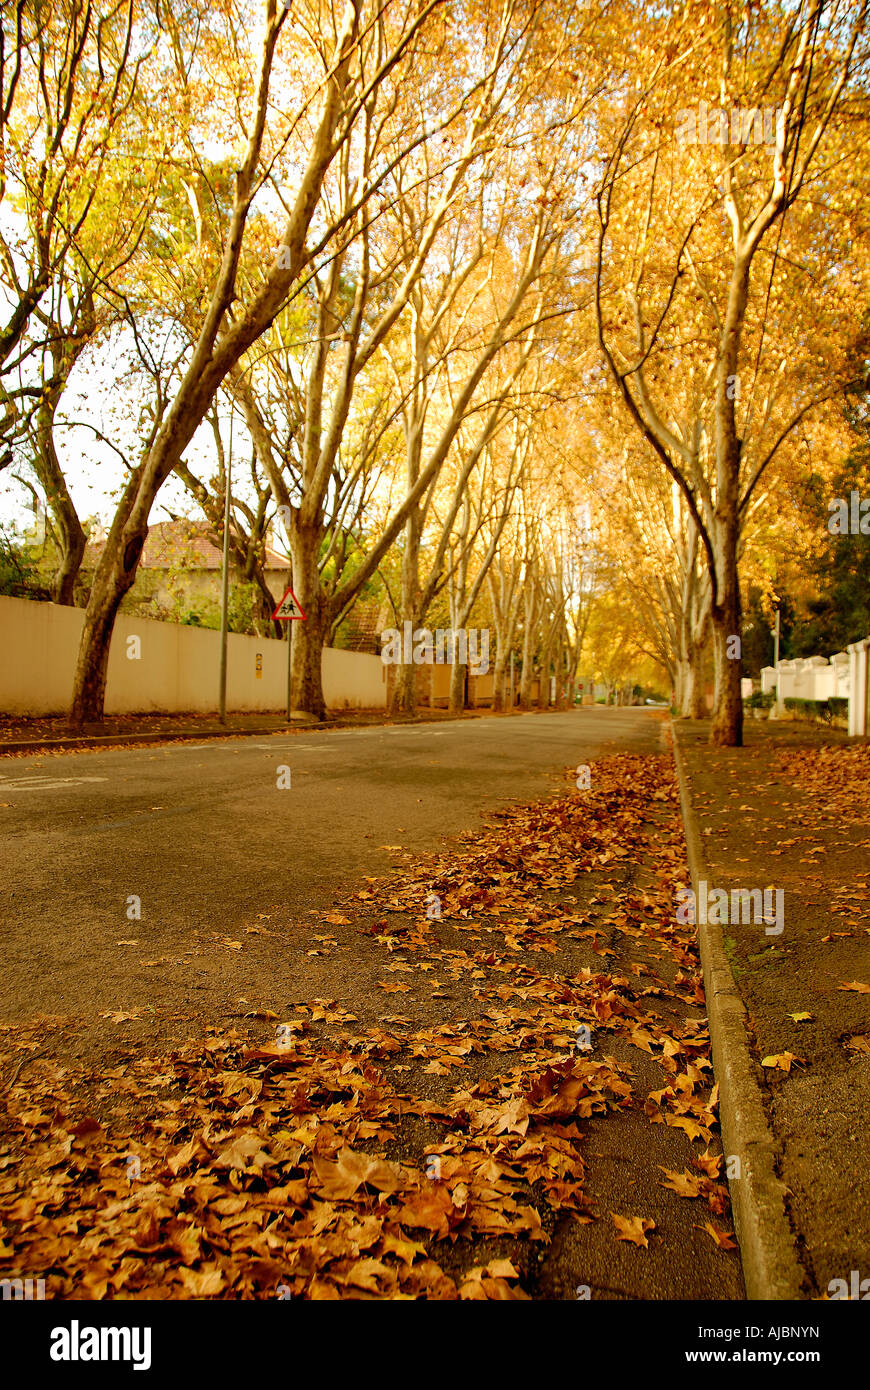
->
(272, 585), (307, 620)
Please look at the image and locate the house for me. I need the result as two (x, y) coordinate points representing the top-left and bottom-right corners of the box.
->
(83, 519), (291, 622)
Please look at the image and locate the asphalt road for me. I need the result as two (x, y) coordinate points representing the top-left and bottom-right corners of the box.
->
(1, 706), (748, 1300)
(0, 707), (665, 1033)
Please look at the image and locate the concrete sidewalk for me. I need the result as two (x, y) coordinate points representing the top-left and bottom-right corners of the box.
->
(672, 718), (870, 1299)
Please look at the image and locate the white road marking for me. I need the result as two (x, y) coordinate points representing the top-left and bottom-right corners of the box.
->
(0, 775), (108, 791)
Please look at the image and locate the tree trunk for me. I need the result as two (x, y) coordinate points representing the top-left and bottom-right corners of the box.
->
(675, 661), (686, 722)
(710, 528), (743, 746)
(290, 520), (327, 720)
(449, 655), (466, 714)
(34, 392), (86, 606)
(673, 659), (684, 714)
(53, 507), (86, 606)
(293, 608), (327, 719)
(389, 453), (424, 715)
(69, 501), (142, 726)
(491, 650), (507, 711)
(688, 647), (708, 720)
(391, 656), (418, 715)
(519, 657), (535, 709)
(678, 637), (707, 719)
(538, 648), (552, 708)
(518, 590), (537, 709)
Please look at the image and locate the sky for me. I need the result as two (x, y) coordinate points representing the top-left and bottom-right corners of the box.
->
(0, 325), (254, 542)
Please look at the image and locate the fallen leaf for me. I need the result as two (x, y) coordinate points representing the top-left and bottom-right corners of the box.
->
(178, 1267), (226, 1297)
(696, 1221), (737, 1250)
(760, 1052), (805, 1073)
(659, 1167), (704, 1198)
(312, 1146), (409, 1200)
(611, 1212), (655, 1247)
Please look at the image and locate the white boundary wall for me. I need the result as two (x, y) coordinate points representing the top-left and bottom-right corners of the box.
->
(760, 642), (869, 736)
(0, 596), (386, 714)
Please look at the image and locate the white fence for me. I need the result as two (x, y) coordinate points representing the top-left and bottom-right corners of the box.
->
(760, 637), (870, 736)
(0, 595), (387, 715)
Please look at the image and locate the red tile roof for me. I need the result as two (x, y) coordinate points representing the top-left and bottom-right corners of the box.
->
(85, 519), (290, 571)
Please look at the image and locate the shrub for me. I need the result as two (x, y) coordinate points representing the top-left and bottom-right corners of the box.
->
(783, 697), (849, 724)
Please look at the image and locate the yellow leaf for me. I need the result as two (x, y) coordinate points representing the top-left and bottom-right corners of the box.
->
(761, 1052), (805, 1073)
(665, 1115), (710, 1142)
(380, 1231), (426, 1264)
(696, 1221), (737, 1250)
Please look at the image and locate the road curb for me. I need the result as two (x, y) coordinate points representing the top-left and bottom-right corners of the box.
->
(0, 726), (300, 754)
(670, 719), (806, 1301)
(0, 709), (496, 755)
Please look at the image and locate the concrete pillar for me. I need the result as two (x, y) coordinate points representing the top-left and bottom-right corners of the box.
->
(847, 638), (870, 737)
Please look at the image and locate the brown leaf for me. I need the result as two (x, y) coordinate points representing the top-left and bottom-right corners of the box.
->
(611, 1212), (655, 1247)
(213, 1131), (271, 1172)
(312, 1146), (409, 1200)
(659, 1167), (704, 1198)
(178, 1266), (226, 1297)
(397, 1186), (464, 1239)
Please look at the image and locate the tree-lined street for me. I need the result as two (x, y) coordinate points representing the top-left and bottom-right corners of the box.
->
(1, 0), (869, 1337)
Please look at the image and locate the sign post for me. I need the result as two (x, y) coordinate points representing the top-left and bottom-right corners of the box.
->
(272, 585), (306, 720)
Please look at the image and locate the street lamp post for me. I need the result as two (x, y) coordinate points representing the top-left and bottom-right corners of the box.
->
(770, 605), (782, 718)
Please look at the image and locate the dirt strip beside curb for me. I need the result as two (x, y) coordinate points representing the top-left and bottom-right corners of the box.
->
(0, 726), (299, 754)
(671, 720), (806, 1300)
(0, 710), (494, 755)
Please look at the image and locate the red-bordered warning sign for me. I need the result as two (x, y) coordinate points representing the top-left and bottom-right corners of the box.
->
(272, 585), (307, 620)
